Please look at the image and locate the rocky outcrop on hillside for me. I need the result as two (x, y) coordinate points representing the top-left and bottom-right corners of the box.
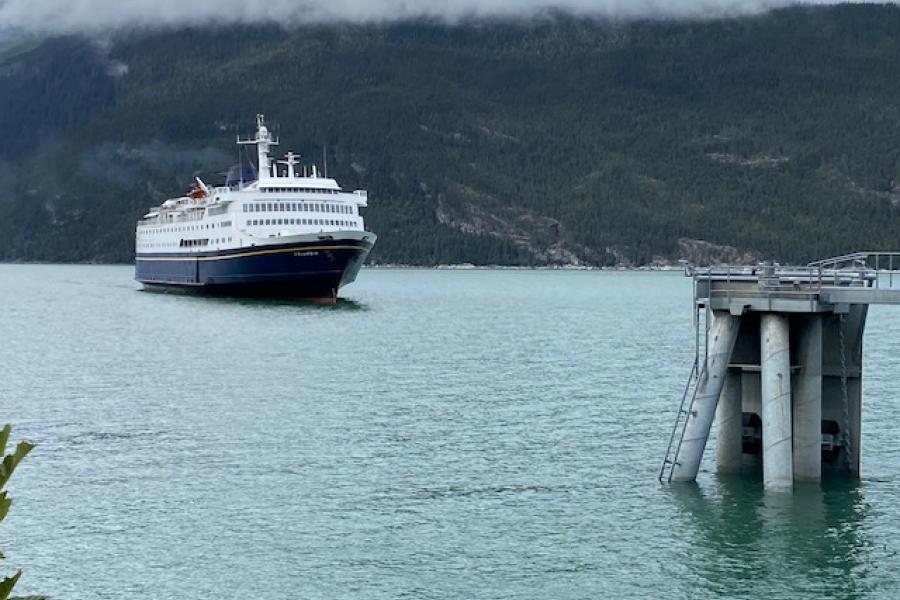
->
(677, 238), (760, 266)
(435, 199), (606, 266)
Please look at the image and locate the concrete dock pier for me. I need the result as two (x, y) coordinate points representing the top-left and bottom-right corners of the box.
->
(660, 252), (900, 490)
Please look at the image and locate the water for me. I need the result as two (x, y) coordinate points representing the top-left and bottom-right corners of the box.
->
(2, 264), (900, 599)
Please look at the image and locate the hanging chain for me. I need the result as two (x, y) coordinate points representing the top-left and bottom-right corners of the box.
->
(839, 313), (854, 472)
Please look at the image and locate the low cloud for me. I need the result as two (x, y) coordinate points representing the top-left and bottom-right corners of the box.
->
(90, 37), (129, 77)
(0, 0), (848, 33)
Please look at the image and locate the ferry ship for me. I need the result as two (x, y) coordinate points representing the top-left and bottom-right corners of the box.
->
(135, 115), (376, 300)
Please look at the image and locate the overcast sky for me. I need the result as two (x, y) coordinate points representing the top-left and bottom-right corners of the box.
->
(0, 0), (860, 33)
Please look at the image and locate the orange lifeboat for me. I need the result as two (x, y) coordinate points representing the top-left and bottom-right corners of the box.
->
(187, 182), (207, 200)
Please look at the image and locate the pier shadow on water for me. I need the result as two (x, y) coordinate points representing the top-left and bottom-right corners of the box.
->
(667, 475), (873, 598)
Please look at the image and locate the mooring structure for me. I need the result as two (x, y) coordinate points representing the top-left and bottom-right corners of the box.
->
(660, 252), (900, 490)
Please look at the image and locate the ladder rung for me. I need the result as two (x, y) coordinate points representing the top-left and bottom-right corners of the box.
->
(660, 363), (702, 483)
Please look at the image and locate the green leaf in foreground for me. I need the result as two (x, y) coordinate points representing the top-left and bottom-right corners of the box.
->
(0, 426), (37, 600)
(0, 570), (21, 600)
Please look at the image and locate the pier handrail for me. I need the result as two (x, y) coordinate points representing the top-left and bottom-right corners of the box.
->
(685, 252), (900, 308)
(807, 251), (900, 269)
(686, 260), (879, 312)
(808, 252), (900, 288)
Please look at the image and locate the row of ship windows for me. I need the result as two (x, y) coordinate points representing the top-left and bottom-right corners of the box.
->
(249, 218), (355, 227)
(181, 237), (233, 247)
(260, 188), (340, 194)
(138, 237), (233, 249)
(142, 221), (232, 235)
(243, 202), (352, 214)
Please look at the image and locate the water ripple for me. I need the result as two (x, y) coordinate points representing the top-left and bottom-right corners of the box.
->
(1, 265), (899, 598)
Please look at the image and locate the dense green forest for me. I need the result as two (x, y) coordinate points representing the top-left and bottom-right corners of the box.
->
(3, 5), (900, 266)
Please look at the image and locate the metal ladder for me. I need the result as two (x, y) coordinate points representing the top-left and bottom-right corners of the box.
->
(659, 300), (709, 482)
(658, 361), (703, 482)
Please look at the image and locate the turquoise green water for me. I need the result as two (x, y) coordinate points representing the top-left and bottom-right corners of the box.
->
(2, 264), (900, 598)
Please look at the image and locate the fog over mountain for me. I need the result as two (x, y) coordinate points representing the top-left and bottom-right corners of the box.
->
(3, 3), (900, 265)
(0, 0), (856, 32)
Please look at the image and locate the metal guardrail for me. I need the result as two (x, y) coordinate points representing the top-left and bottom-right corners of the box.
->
(808, 252), (900, 289)
(807, 251), (900, 270)
(685, 252), (900, 303)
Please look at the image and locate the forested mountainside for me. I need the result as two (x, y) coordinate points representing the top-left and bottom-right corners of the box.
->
(3, 5), (900, 266)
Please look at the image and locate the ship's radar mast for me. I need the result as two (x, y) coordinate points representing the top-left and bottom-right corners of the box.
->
(237, 114), (279, 179)
(277, 152), (301, 178)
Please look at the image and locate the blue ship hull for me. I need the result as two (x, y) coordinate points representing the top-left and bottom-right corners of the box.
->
(135, 237), (374, 299)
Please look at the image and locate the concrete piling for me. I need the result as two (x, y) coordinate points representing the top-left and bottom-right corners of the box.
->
(671, 311), (741, 482)
(716, 370), (743, 473)
(761, 314), (794, 491)
(793, 315), (822, 481)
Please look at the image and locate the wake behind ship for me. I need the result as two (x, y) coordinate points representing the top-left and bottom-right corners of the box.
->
(135, 115), (376, 300)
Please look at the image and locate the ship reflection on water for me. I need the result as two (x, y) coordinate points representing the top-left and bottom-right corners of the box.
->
(179, 294), (369, 311)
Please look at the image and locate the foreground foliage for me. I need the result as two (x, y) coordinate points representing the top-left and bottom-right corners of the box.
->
(2, 5), (900, 265)
(0, 425), (36, 600)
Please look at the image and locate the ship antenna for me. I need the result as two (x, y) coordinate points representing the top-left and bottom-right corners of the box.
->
(323, 143), (328, 178)
(238, 132), (244, 188)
